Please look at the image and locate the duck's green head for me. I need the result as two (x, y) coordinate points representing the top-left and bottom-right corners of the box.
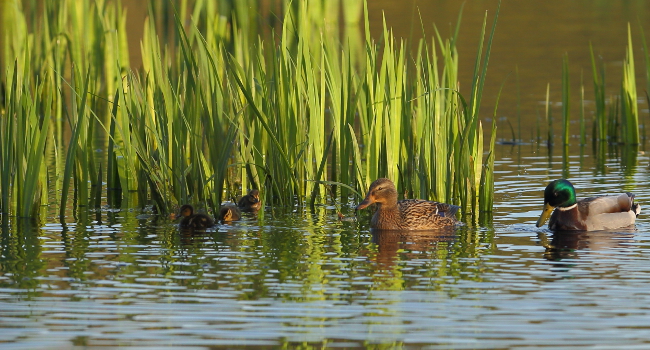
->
(536, 179), (577, 227)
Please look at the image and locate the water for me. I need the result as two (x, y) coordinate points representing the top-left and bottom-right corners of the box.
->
(0, 144), (649, 349)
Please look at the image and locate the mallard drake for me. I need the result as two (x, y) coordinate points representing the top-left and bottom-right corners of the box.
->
(219, 204), (241, 222)
(237, 189), (262, 212)
(536, 179), (641, 231)
(179, 204), (215, 229)
(355, 178), (460, 230)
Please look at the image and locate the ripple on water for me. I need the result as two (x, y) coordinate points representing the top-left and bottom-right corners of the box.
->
(1, 148), (650, 348)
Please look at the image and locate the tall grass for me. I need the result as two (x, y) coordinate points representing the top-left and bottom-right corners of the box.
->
(545, 83), (553, 147)
(621, 24), (639, 145)
(0, 0), (498, 220)
(590, 43), (607, 143)
(588, 25), (640, 145)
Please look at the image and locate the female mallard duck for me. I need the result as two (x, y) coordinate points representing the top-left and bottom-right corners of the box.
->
(219, 204), (241, 222)
(237, 189), (262, 212)
(536, 179), (641, 231)
(179, 204), (215, 229)
(355, 178), (460, 230)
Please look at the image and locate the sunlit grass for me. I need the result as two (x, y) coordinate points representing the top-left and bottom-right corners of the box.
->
(586, 25), (641, 146)
(621, 24), (639, 145)
(0, 0), (498, 221)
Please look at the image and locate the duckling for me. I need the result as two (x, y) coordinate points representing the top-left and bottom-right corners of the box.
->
(178, 204), (215, 229)
(219, 204), (241, 222)
(356, 178), (459, 230)
(536, 179), (640, 231)
(237, 189), (262, 212)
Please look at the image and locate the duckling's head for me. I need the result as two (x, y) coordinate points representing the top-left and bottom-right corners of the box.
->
(356, 178), (398, 210)
(536, 179), (577, 227)
(247, 189), (260, 203)
(220, 206), (240, 222)
(180, 204), (195, 218)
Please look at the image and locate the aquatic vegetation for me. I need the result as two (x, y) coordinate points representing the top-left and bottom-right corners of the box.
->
(587, 25), (640, 146)
(0, 0), (498, 220)
(590, 43), (608, 143)
(542, 25), (647, 150)
(621, 24), (640, 145)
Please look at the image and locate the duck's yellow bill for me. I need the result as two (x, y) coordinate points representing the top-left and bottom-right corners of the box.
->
(536, 203), (555, 227)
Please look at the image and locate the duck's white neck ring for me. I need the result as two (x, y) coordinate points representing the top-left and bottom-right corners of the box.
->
(558, 203), (577, 211)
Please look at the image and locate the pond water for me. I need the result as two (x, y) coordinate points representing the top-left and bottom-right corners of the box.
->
(0, 145), (649, 349)
(4, 1), (650, 349)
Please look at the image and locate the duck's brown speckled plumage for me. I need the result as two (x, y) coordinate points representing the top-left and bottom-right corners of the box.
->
(536, 179), (641, 231)
(356, 178), (459, 230)
(179, 204), (215, 230)
(219, 204), (241, 222)
(237, 189), (262, 212)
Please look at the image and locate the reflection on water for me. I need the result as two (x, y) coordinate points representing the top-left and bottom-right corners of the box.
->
(370, 229), (456, 268)
(538, 229), (636, 261)
(1, 144), (649, 348)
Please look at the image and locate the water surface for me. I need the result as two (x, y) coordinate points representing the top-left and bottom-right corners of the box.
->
(1, 144), (649, 349)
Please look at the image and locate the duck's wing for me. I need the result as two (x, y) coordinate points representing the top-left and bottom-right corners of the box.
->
(577, 194), (639, 230)
(578, 193), (635, 215)
(397, 200), (459, 217)
(436, 202), (460, 218)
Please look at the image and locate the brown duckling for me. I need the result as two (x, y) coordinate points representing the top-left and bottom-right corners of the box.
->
(178, 204), (215, 229)
(219, 204), (241, 222)
(356, 178), (459, 230)
(536, 179), (641, 231)
(237, 189), (262, 212)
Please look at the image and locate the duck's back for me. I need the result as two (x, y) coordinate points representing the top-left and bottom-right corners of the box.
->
(190, 214), (215, 229)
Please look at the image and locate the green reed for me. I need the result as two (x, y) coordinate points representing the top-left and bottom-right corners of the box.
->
(621, 24), (639, 145)
(545, 83), (553, 147)
(0, 0), (497, 219)
(587, 25), (641, 146)
(579, 72), (586, 146)
(589, 43), (607, 143)
(643, 24), (650, 114)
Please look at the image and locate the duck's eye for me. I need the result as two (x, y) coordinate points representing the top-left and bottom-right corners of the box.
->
(376, 187), (383, 191)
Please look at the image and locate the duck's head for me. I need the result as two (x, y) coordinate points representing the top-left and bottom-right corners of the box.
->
(180, 204), (195, 218)
(220, 207), (238, 222)
(247, 189), (260, 203)
(536, 179), (577, 227)
(356, 178), (398, 210)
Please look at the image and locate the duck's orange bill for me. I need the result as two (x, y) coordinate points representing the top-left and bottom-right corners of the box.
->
(536, 203), (554, 227)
